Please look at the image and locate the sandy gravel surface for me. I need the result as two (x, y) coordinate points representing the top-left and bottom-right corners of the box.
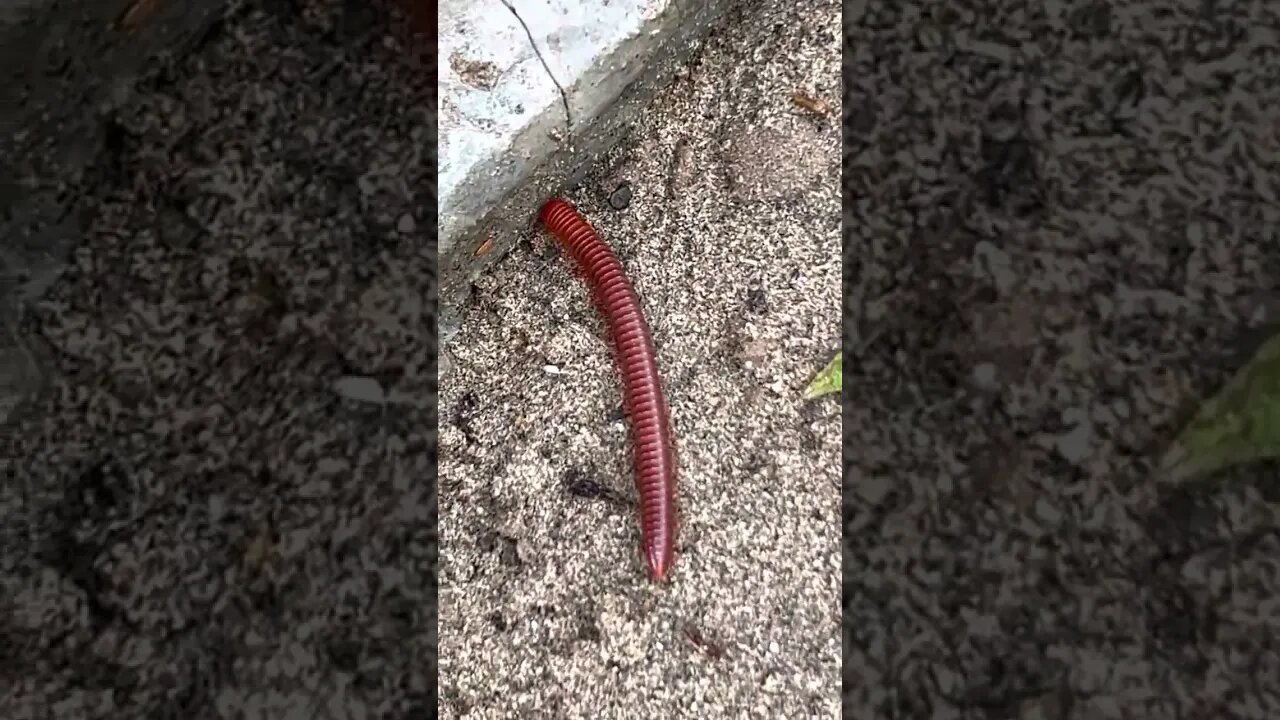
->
(843, 1), (1280, 718)
(437, 0), (842, 717)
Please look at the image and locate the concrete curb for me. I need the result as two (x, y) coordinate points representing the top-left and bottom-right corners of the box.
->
(0, 0), (723, 420)
(437, 0), (724, 343)
(0, 0), (228, 424)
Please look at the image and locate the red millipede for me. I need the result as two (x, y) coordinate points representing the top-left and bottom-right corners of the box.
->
(539, 198), (678, 583)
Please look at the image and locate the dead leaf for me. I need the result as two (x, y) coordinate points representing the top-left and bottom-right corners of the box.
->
(791, 92), (835, 118)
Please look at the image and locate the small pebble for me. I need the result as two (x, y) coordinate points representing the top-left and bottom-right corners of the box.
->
(397, 213), (416, 233)
(972, 362), (998, 390)
(333, 375), (385, 404)
(608, 182), (633, 210)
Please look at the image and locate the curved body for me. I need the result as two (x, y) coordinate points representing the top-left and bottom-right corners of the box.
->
(539, 198), (678, 582)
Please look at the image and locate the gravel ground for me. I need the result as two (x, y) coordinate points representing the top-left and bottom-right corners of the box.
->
(12, 0), (1277, 717)
(0, 2), (437, 718)
(436, 0), (842, 718)
(844, 1), (1280, 718)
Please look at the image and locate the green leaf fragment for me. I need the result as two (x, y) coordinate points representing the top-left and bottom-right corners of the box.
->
(1160, 333), (1280, 484)
(803, 353), (842, 400)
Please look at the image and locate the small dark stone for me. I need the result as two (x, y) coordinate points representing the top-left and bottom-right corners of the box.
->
(478, 531), (522, 567)
(563, 467), (608, 499)
(326, 639), (361, 672)
(608, 182), (633, 210)
(746, 286), (767, 314)
(497, 535), (521, 567)
(453, 391), (479, 443)
(577, 616), (601, 642)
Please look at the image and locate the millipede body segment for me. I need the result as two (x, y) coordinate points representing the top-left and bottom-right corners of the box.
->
(539, 198), (677, 582)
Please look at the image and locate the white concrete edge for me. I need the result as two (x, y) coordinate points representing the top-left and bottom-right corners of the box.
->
(437, 0), (673, 254)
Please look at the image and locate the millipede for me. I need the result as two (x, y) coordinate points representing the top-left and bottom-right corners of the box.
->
(539, 198), (678, 582)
